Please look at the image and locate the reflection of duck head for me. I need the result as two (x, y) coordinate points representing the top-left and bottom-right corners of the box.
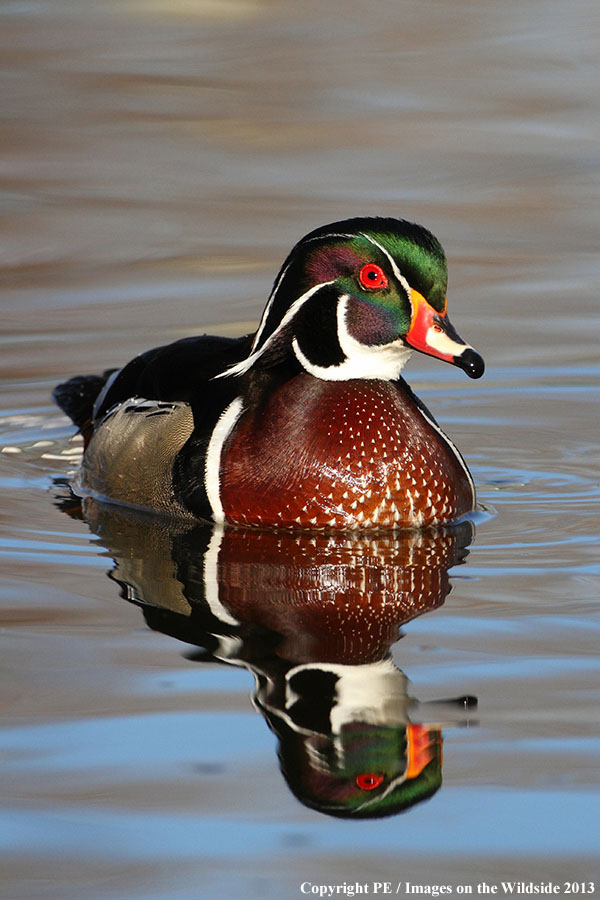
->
(64, 496), (476, 817)
(253, 658), (444, 818)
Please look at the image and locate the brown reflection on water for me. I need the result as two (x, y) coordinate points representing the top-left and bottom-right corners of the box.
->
(61, 495), (477, 818)
(2, 0), (597, 324)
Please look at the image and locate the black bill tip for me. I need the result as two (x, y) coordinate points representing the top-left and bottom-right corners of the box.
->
(454, 348), (485, 379)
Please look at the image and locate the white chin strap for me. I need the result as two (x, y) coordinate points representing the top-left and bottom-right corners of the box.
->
(292, 296), (413, 381)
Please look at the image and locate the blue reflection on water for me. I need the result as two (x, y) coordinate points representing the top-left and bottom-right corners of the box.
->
(2, 789), (599, 859)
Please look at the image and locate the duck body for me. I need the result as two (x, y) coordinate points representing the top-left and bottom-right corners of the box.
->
(215, 376), (474, 529)
(54, 217), (484, 530)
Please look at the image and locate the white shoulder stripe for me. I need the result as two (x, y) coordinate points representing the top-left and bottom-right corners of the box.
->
(204, 396), (244, 521)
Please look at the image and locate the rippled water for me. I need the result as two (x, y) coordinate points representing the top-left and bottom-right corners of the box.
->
(1, 0), (599, 897)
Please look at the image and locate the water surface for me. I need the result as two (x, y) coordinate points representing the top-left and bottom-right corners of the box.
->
(1, 0), (599, 897)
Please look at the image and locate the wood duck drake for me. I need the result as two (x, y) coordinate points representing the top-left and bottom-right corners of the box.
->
(54, 217), (484, 530)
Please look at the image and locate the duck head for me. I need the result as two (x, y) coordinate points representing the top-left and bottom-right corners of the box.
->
(223, 217), (484, 381)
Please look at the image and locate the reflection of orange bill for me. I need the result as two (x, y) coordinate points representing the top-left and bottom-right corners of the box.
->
(406, 723), (442, 779)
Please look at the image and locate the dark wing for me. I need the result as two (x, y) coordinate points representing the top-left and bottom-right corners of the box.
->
(53, 333), (253, 435)
(93, 333), (253, 421)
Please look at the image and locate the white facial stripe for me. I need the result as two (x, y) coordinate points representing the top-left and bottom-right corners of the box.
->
(204, 396), (244, 520)
(292, 295), (412, 381)
(219, 232), (414, 381)
(360, 232), (413, 298)
(250, 258), (293, 352)
(250, 233), (358, 353)
(299, 232), (357, 245)
(425, 325), (472, 357)
(216, 280), (336, 378)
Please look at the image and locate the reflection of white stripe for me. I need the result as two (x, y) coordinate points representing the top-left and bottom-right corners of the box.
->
(204, 397), (244, 521)
(203, 525), (240, 626)
(215, 280), (335, 379)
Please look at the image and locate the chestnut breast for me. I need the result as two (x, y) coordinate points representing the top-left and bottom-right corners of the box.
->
(220, 376), (474, 529)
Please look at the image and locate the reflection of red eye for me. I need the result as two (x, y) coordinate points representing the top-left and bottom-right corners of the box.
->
(359, 263), (388, 291)
(355, 773), (384, 791)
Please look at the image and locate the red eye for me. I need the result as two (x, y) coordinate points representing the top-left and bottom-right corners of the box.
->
(358, 263), (388, 291)
(355, 773), (384, 791)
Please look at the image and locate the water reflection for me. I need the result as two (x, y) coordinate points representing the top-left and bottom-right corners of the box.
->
(59, 494), (477, 817)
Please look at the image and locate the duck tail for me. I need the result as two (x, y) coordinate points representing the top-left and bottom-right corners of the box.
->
(53, 370), (115, 442)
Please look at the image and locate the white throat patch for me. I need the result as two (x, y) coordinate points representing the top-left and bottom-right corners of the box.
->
(292, 295), (413, 381)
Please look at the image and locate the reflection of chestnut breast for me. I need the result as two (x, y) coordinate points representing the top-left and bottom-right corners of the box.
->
(214, 525), (471, 663)
(65, 499), (475, 821)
